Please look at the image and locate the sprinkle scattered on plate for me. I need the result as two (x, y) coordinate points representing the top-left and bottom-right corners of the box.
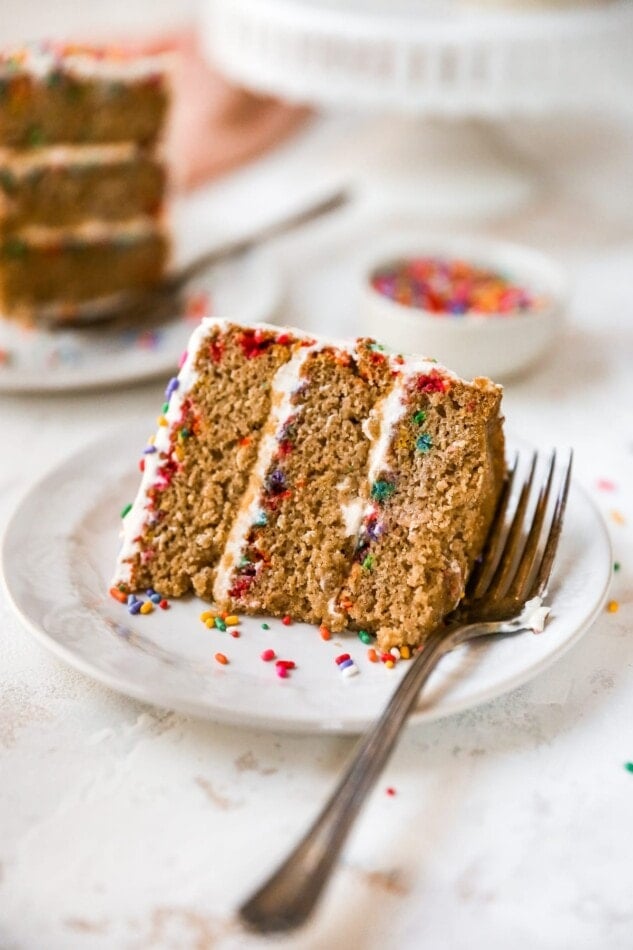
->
(0, 425), (612, 734)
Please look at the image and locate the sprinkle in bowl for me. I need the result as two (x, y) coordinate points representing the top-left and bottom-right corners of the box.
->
(360, 235), (566, 380)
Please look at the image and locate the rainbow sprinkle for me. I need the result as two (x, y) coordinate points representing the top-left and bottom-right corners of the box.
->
(371, 480), (395, 503)
(371, 256), (545, 316)
(335, 652), (359, 678)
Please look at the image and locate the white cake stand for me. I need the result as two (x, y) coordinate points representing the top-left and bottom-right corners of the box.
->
(199, 0), (633, 217)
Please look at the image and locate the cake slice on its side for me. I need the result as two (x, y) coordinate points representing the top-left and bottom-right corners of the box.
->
(0, 44), (168, 148)
(213, 339), (394, 623)
(0, 144), (166, 234)
(116, 321), (308, 599)
(113, 318), (505, 650)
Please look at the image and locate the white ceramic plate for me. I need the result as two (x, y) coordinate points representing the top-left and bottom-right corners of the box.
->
(1, 426), (611, 734)
(0, 254), (280, 393)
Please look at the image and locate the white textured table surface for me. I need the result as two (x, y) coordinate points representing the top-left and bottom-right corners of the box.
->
(1, 115), (632, 950)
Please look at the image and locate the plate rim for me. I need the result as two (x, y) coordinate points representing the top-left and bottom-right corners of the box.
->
(0, 426), (613, 734)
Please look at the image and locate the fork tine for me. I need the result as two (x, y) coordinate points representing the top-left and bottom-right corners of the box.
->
(528, 451), (573, 600)
(482, 452), (538, 602)
(467, 453), (519, 601)
(505, 451), (557, 604)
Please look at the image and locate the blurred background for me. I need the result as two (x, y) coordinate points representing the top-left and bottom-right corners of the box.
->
(2, 0), (633, 363)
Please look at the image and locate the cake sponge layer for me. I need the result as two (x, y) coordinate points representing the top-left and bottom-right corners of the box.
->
(0, 219), (168, 319)
(0, 45), (168, 147)
(114, 318), (505, 649)
(116, 322), (305, 598)
(0, 145), (166, 234)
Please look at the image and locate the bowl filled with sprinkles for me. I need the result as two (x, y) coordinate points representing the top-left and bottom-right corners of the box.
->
(361, 236), (566, 380)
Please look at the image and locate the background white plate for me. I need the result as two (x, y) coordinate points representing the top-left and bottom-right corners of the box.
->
(1, 425), (612, 734)
(0, 254), (280, 393)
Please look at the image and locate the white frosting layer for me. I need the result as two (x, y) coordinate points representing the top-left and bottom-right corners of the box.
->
(0, 143), (145, 173)
(340, 498), (365, 538)
(365, 379), (407, 487)
(212, 342), (320, 604)
(15, 217), (162, 245)
(0, 44), (168, 81)
(519, 596), (551, 634)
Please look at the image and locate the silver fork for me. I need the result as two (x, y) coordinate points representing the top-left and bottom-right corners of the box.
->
(239, 450), (573, 934)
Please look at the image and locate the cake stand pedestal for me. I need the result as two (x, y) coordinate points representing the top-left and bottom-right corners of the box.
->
(199, 0), (633, 219)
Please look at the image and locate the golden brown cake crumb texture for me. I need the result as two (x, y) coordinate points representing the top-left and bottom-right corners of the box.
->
(338, 372), (504, 649)
(0, 72), (167, 148)
(121, 325), (300, 598)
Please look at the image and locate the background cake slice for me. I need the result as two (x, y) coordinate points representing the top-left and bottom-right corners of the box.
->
(0, 42), (170, 324)
(114, 318), (505, 650)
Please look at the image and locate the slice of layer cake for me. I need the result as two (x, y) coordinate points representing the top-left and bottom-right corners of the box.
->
(114, 318), (505, 649)
(0, 43), (170, 324)
(0, 144), (165, 234)
(0, 44), (168, 148)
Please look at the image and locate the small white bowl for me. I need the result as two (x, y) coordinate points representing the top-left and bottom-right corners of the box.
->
(360, 235), (566, 381)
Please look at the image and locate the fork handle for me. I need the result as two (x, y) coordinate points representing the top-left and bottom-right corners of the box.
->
(174, 188), (350, 289)
(239, 624), (466, 934)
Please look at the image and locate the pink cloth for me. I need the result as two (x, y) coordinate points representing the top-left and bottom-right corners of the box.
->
(130, 30), (310, 190)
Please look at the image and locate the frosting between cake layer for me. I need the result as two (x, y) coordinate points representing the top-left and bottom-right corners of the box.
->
(339, 498), (365, 538)
(11, 216), (163, 246)
(212, 341), (320, 605)
(0, 143), (148, 173)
